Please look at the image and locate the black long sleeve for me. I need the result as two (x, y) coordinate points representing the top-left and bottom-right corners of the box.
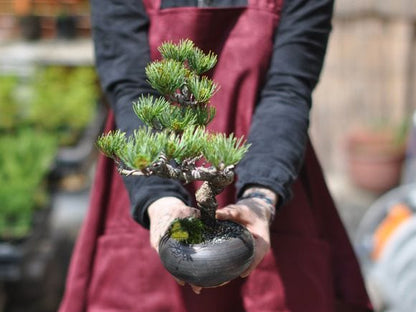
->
(91, 0), (192, 228)
(90, 0), (334, 228)
(235, 0), (334, 205)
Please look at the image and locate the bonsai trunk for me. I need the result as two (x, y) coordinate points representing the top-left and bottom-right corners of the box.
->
(195, 181), (224, 227)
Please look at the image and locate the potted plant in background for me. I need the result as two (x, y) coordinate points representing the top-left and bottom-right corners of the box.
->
(0, 130), (57, 242)
(29, 65), (98, 146)
(0, 65), (99, 266)
(346, 120), (409, 194)
(29, 65), (102, 191)
(0, 75), (20, 131)
(14, 0), (42, 41)
(97, 39), (254, 287)
(0, 73), (58, 281)
(55, 0), (78, 40)
(0, 66), (101, 311)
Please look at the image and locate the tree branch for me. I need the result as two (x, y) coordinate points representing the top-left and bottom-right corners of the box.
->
(118, 161), (234, 188)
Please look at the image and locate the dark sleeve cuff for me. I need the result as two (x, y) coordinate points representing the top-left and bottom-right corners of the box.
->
(124, 175), (192, 229)
(114, 94), (192, 229)
(236, 162), (295, 209)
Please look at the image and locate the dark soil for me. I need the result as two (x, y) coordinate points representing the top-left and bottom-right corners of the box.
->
(198, 220), (246, 245)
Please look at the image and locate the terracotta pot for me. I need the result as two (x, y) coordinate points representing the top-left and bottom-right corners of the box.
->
(346, 129), (405, 193)
(158, 220), (254, 287)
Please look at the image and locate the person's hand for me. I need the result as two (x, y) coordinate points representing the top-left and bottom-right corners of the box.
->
(147, 197), (200, 252)
(216, 187), (277, 278)
(147, 197), (203, 294)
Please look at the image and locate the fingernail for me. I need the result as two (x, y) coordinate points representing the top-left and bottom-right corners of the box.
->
(174, 278), (185, 286)
(215, 212), (225, 219)
(192, 286), (202, 294)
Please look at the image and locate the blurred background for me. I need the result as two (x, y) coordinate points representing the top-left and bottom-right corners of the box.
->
(0, 0), (415, 311)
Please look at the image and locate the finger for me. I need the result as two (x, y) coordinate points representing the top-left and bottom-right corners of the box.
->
(174, 278), (185, 286)
(240, 270), (251, 278)
(213, 280), (230, 287)
(216, 206), (244, 222)
(190, 207), (201, 218)
(191, 285), (202, 294)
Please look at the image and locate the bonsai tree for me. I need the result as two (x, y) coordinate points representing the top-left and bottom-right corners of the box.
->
(97, 39), (253, 286)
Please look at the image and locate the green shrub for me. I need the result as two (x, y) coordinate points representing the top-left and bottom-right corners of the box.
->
(0, 65), (99, 239)
(0, 130), (57, 239)
(29, 66), (99, 145)
(0, 75), (20, 130)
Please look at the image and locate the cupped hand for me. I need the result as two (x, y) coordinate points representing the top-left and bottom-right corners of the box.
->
(147, 197), (203, 294)
(147, 197), (200, 252)
(147, 194), (276, 294)
(215, 195), (275, 278)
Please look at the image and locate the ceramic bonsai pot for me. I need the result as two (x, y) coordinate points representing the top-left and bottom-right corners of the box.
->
(158, 220), (254, 287)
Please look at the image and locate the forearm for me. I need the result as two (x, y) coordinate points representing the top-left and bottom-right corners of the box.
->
(91, 0), (192, 228)
(236, 0), (334, 206)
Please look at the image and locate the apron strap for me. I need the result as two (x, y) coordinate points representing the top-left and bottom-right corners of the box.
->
(142, 0), (161, 13)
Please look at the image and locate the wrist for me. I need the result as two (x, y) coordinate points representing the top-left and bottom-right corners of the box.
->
(240, 186), (278, 224)
(241, 186), (278, 206)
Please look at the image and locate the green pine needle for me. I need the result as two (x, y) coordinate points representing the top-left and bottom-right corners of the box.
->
(158, 39), (217, 75)
(133, 95), (171, 130)
(121, 128), (167, 170)
(193, 105), (216, 126)
(187, 75), (218, 104)
(158, 39), (195, 63)
(134, 95), (215, 132)
(160, 105), (197, 133)
(203, 133), (250, 168)
(96, 130), (127, 160)
(146, 59), (188, 95)
(187, 47), (217, 75)
(172, 126), (207, 163)
(155, 126), (206, 164)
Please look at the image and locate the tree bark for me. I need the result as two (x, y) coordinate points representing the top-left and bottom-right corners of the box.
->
(195, 181), (223, 227)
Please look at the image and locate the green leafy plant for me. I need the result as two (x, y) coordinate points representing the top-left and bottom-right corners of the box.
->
(0, 66), (99, 240)
(0, 75), (20, 130)
(97, 39), (250, 233)
(0, 130), (57, 239)
(29, 66), (98, 145)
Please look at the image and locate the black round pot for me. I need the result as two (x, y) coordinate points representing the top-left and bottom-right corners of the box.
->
(158, 221), (254, 287)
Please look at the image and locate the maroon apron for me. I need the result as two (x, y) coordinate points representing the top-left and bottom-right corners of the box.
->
(59, 1), (372, 311)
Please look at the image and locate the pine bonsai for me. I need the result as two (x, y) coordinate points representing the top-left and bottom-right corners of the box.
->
(97, 39), (250, 242)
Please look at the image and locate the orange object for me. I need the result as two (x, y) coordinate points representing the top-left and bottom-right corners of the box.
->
(13, 0), (32, 15)
(372, 203), (412, 260)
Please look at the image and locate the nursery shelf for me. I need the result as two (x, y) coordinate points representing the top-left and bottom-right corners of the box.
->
(0, 38), (93, 74)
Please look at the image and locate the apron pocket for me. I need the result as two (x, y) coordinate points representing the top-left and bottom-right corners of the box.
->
(87, 233), (182, 312)
(243, 234), (335, 312)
